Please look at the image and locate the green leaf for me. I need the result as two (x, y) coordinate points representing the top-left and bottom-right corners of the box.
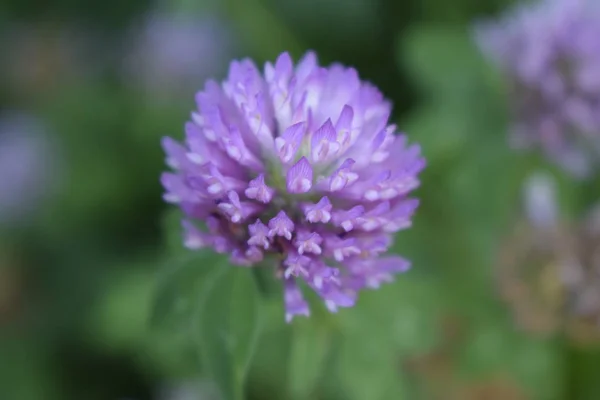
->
(399, 25), (489, 97)
(403, 102), (472, 167)
(335, 331), (406, 400)
(150, 252), (220, 330)
(196, 265), (263, 400)
(287, 318), (332, 400)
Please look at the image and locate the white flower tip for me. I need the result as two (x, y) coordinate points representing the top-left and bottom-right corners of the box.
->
(341, 221), (353, 231)
(164, 193), (181, 203)
(364, 190), (379, 201)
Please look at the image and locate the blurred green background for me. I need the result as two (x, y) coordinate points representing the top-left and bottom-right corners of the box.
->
(2, 0), (600, 399)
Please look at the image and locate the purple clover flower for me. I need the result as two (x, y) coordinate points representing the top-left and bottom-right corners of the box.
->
(475, 0), (600, 178)
(161, 52), (425, 322)
(0, 113), (57, 225)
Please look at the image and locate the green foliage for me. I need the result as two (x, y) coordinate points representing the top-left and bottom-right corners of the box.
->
(150, 252), (218, 331)
(287, 317), (332, 399)
(195, 265), (263, 400)
(335, 332), (406, 400)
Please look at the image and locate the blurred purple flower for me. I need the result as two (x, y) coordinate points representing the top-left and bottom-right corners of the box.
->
(0, 113), (58, 225)
(475, 0), (600, 178)
(161, 52), (425, 321)
(497, 173), (600, 341)
(123, 12), (235, 98)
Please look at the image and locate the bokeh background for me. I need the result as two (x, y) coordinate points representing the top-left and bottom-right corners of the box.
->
(2, 0), (600, 399)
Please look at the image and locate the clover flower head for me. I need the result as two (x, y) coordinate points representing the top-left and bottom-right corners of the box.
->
(161, 51), (424, 321)
(475, 0), (600, 177)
